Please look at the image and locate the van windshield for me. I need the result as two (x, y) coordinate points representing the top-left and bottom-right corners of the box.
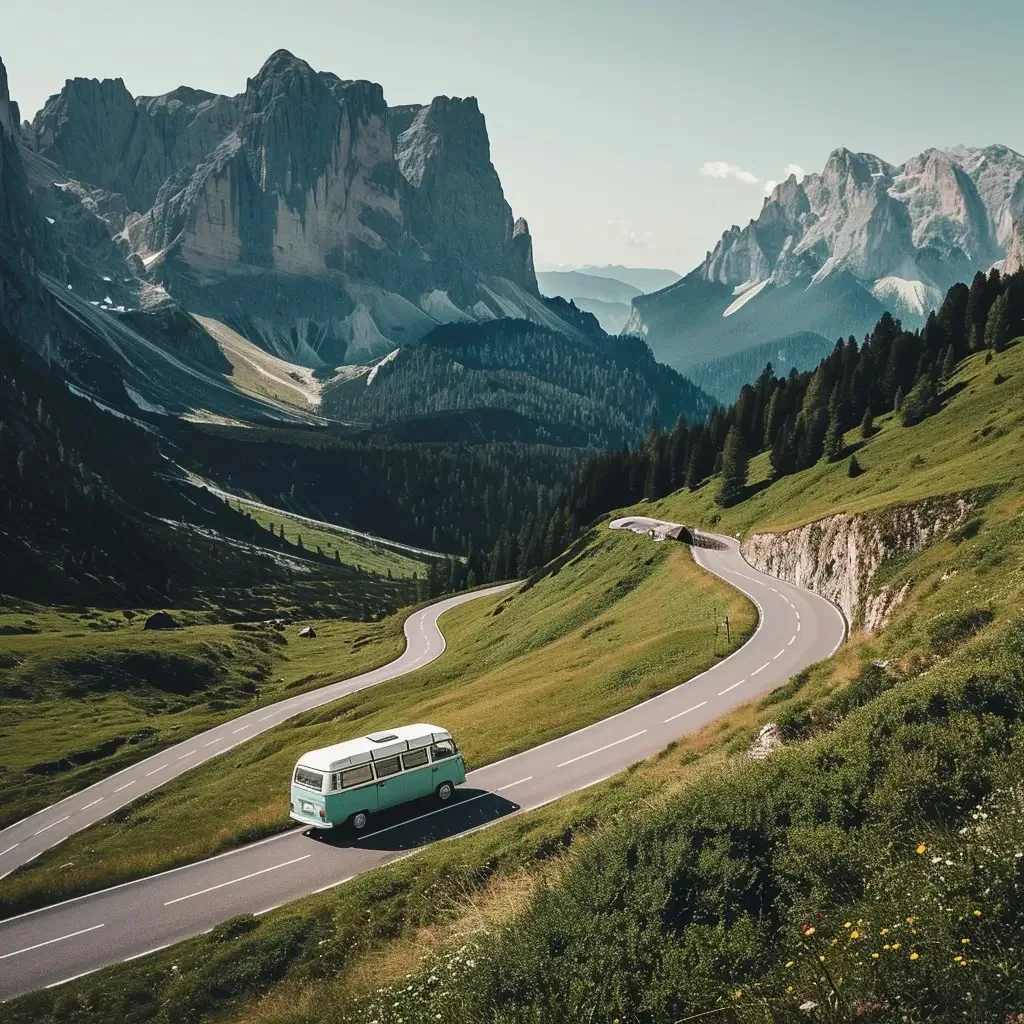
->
(294, 766), (324, 791)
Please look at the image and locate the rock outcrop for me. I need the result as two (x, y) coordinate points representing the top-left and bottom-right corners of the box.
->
(1007, 219), (1024, 276)
(741, 495), (973, 632)
(20, 49), (552, 367)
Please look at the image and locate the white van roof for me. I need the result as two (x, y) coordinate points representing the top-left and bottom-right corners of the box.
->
(297, 723), (453, 772)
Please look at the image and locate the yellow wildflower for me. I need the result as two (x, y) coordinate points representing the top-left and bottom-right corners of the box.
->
(786, 986), (793, 994)
(954, 956), (963, 963)
(892, 942), (901, 950)
(850, 930), (860, 939)
(785, 961), (794, 968)
(871, 953), (880, 959)
(844, 922), (852, 929)
(880, 928), (889, 935)
(962, 938), (970, 945)
(805, 926), (816, 936)
(906, 916), (917, 924)
(883, 944), (891, 951)
(973, 910), (982, 918)
(916, 843), (927, 854)
(819, 955), (825, 962)
(910, 952), (919, 961)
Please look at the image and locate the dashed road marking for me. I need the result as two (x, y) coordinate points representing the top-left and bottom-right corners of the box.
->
(144, 764), (169, 777)
(664, 701), (708, 723)
(114, 781), (136, 794)
(751, 663), (769, 676)
(163, 855), (311, 906)
(718, 679), (746, 696)
(80, 798), (104, 811)
(0, 923), (105, 961)
(556, 730), (648, 769)
(33, 816), (70, 837)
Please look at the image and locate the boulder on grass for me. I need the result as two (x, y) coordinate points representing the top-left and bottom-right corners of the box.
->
(298, 625), (317, 638)
(144, 611), (179, 631)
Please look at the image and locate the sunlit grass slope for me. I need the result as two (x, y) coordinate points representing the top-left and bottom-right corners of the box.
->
(0, 528), (752, 915)
(0, 608), (405, 829)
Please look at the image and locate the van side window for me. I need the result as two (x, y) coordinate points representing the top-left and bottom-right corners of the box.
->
(341, 764), (374, 789)
(375, 754), (402, 778)
(402, 747), (429, 770)
(430, 739), (456, 761)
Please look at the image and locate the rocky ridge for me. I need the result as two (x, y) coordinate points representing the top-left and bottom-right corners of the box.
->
(22, 49), (551, 366)
(628, 144), (1024, 380)
(740, 495), (974, 633)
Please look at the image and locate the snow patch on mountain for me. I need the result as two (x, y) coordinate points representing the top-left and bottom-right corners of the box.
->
(723, 279), (769, 317)
(870, 276), (940, 317)
(366, 348), (399, 386)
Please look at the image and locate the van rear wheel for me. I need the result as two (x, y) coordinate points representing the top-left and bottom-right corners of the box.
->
(436, 781), (454, 803)
(349, 810), (370, 832)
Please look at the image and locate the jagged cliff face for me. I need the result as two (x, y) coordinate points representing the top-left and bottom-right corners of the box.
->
(629, 144), (1024, 379)
(740, 495), (973, 633)
(0, 58), (58, 348)
(22, 50), (545, 366)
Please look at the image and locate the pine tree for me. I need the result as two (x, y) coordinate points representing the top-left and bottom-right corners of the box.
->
(985, 292), (1011, 352)
(893, 386), (904, 413)
(822, 385), (843, 462)
(860, 406), (874, 439)
(848, 454), (863, 478)
(716, 426), (747, 507)
(940, 345), (956, 381)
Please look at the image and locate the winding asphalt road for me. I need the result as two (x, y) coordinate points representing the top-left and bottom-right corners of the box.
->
(0, 529), (845, 999)
(0, 584), (516, 883)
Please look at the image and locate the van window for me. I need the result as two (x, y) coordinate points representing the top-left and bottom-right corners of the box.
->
(294, 766), (324, 791)
(402, 747), (429, 770)
(375, 754), (402, 778)
(430, 739), (456, 761)
(341, 764), (374, 789)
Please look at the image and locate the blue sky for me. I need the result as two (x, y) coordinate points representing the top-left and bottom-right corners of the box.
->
(3, 0), (1022, 272)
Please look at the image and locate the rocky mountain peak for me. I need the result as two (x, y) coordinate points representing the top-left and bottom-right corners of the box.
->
(0, 57), (16, 136)
(948, 143), (1024, 248)
(1007, 219), (1024, 276)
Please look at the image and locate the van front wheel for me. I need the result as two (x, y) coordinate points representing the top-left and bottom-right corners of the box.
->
(436, 781), (454, 803)
(349, 810), (370, 832)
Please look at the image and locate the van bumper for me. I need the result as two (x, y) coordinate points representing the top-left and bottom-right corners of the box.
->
(290, 812), (332, 828)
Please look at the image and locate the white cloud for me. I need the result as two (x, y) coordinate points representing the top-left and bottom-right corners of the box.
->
(700, 161), (759, 185)
(701, 160), (808, 198)
(606, 218), (655, 249)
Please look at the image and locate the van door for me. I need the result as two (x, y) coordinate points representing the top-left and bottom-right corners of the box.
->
(401, 746), (433, 799)
(373, 754), (406, 809)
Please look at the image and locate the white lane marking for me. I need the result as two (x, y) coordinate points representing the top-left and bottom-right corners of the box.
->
(497, 776), (533, 792)
(204, 738), (222, 747)
(232, 725), (250, 734)
(144, 764), (169, 777)
(663, 701), (708, 723)
(80, 798), (104, 811)
(797, 620), (801, 632)
(175, 750), (196, 761)
(255, 902), (284, 916)
(33, 815), (70, 837)
(114, 780), (136, 794)
(46, 968), (103, 989)
(769, 586), (779, 593)
(788, 635), (796, 646)
(1, 843), (20, 856)
(122, 941), (172, 964)
(718, 679), (746, 696)
(257, 715), (275, 722)
(0, 923), (105, 961)
(311, 874), (354, 895)
(357, 793), (490, 842)
(163, 854), (311, 906)
(774, 649), (785, 660)
(750, 663), (769, 676)
(556, 730), (647, 769)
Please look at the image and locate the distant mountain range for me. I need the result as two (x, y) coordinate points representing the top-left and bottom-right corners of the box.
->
(627, 145), (1024, 391)
(537, 266), (681, 334)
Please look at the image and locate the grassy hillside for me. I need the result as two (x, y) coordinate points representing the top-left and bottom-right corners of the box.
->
(653, 338), (1024, 536)
(0, 605), (407, 829)
(0, 527), (753, 916)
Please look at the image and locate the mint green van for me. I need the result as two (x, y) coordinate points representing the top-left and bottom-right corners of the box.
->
(290, 723), (467, 832)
